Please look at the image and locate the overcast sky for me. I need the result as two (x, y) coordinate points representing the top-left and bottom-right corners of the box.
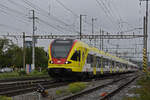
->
(0, 0), (149, 61)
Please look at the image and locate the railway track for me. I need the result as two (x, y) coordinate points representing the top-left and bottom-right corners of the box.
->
(0, 76), (49, 83)
(0, 72), (138, 99)
(0, 79), (70, 97)
(56, 74), (138, 100)
(100, 76), (138, 100)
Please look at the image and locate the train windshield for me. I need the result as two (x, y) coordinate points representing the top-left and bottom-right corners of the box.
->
(51, 40), (73, 58)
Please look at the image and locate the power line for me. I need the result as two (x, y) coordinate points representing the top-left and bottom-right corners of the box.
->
(0, 3), (27, 17)
(0, 3), (29, 24)
(95, 0), (117, 29)
(0, 8), (29, 24)
(21, 0), (79, 33)
(104, 0), (123, 32)
(55, 0), (94, 27)
(7, 0), (29, 10)
(55, 0), (78, 17)
(38, 18), (63, 32)
(98, 0), (121, 32)
(22, 0), (71, 26)
(0, 24), (23, 31)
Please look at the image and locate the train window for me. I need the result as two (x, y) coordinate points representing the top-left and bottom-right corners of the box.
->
(82, 51), (85, 60)
(92, 55), (96, 68)
(117, 63), (121, 68)
(101, 57), (105, 68)
(87, 54), (93, 63)
(98, 57), (101, 68)
(106, 59), (109, 66)
(108, 60), (111, 66)
(87, 54), (90, 63)
(112, 61), (115, 68)
(71, 50), (80, 61)
(103, 58), (108, 66)
(116, 62), (119, 66)
(126, 65), (128, 69)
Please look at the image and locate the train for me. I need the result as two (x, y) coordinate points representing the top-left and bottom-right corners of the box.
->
(48, 39), (138, 80)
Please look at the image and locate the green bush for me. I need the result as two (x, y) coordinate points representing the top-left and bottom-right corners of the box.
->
(18, 70), (26, 76)
(0, 72), (19, 79)
(68, 82), (87, 94)
(55, 82), (87, 96)
(123, 97), (137, 100)
(124, 76), (150, 100)
(135, 77), (150, 100)
(30, 70), (39, 74)
(42, 69), (48, 74)
(56, 89), (68, 95)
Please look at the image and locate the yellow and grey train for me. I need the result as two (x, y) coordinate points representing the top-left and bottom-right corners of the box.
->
(48, 39), (138, 80)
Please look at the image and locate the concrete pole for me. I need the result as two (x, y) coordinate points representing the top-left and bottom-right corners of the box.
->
(23, 32), (26, 70)
(32, 10), (35, 70)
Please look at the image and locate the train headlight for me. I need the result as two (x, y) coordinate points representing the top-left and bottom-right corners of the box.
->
(65, 61), (71, 64)
(49, 61), (53, 64)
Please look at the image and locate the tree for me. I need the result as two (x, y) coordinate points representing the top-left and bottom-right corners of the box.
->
(0, 38), (15, 67)
(25, 47), (48, 68)
(35, 47), (48, 68)
(0, 38), (48, 69)
(5, 46), (23, 67)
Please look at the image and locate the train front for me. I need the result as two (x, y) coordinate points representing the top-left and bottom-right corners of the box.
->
(48, 39), (82, 80)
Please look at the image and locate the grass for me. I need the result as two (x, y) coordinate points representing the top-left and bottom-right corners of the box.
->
(0, 70), (48, 79)
(0, 72), (19, 79)
(68, 82), (87, 93)
(55, 82), (88, 96)
(123, 97), (137, 100)
(123, 75), (150, 100)
(56, 89), (69, 95)
(0, 96), (12, 100)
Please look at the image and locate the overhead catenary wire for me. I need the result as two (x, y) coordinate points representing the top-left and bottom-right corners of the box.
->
(104, 0), (123, 32)
(38, 18), (63, 33)
(55, 0), (97, 28)
(7, 0), (29, 11)
(55, 0), (79, 27)
(4, 0), (79, 33)
(98, 0), (121, 32)
(0, 3), (28, 17)
(0, 24), (23, 31)
(0, 3), (30, 24)
(21, 0), (72, 26)
(21, 0), (80, 33)
(0, 8), (29, 25)
(55, 0), (78, 17)
(38, 18), (79, 33)
(95, 0), (117, 29)
(5, 0), (108, 36)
